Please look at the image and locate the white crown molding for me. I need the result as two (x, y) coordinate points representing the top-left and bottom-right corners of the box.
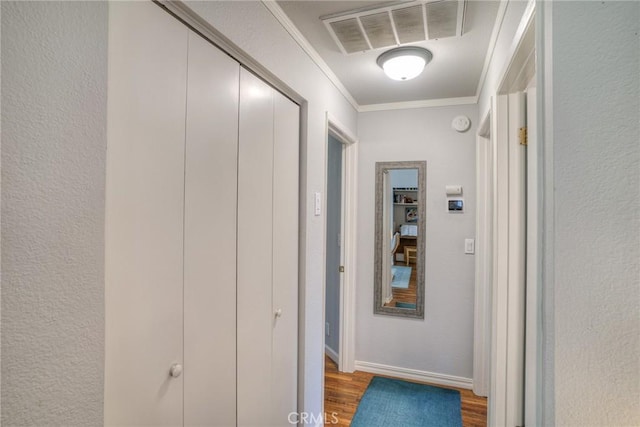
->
(359, 96), (477, 113)
(261, 0), (360, 111)
(355, 360), (473, 390)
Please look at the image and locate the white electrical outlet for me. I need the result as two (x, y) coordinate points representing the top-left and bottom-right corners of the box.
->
(325, 322), (330, 337)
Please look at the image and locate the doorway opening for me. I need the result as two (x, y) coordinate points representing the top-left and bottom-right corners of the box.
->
(322, 113), (358, 380)
(324, 133), (343, 366)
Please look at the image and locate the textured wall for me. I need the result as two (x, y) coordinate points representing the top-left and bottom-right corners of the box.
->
(1, 2), (107, 425)
(552, 2), (640, 425)
(356, 104), (477, 379)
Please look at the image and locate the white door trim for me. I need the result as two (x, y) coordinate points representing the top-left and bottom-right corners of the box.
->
(489, 91), (528, 427)
(525, 81), (538, 427)
(489, 94), (509, 427)
(505, 91), (527, 426)
(473, 111), (492, 397)
(325, 113), (358, 374)
(486, 2), (537, 425)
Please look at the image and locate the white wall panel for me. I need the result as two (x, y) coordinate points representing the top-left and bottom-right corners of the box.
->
(272, 92), (300, 423)
(183, 31), (240, 426)
(237, 69), (275, 425)
(105, 2), (187, 425)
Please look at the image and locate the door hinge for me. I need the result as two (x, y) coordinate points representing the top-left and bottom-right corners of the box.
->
(519, 127), (528, 146)
(339, 266), (345, 273)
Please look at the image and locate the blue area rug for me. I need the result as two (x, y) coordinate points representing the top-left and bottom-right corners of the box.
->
(391, 265), (411, 289)
(351, 376), (462, 427)
(395, 302), (416, 309)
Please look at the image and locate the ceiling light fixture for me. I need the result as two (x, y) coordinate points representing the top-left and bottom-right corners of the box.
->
(376, 47), (433, 81)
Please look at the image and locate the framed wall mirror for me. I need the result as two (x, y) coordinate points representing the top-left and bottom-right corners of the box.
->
(374, 161), (426, 319)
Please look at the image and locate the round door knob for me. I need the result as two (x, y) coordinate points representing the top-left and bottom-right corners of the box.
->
(274, 308), (283, 318)
(169, 363), (183, 378)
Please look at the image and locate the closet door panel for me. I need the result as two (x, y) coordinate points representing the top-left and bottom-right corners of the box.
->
(272, 93), (300, 423)
(183, 31), (240, 426)
(237, 69), (274, 426)
(105, 2), (187, 425)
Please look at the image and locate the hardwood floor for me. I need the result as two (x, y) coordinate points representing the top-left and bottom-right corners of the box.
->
(324, 355), (487, 426)
(386, 260), (417, 306)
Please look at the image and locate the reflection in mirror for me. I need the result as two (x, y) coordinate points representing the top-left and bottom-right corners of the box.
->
(374, 161), (426, 319)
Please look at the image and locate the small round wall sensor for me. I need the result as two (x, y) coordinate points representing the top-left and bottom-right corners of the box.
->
(451, 115), (471, 132)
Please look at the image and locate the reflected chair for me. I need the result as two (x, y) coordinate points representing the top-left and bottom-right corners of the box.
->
(404, 246), (417, 265)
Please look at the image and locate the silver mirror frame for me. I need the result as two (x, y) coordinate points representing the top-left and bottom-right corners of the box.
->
(374, 161), (426, 319)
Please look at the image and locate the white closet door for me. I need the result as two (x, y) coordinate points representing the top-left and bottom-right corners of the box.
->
(105, 2), (187, 425)
(271, 92), (300, 424)
(237, 69), (275, 426)
(183, 31), (239, 426)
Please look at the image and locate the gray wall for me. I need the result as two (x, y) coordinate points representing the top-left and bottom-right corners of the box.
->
(325, 135), (342, 356)
(550, 2), (640, 424)
(356, 104), (477, 379)
(1, 2), (107, 425)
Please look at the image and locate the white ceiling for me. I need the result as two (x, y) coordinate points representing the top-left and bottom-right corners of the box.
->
(276, 0), (500, 107)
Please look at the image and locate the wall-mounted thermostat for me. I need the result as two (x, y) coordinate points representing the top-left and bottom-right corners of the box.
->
(448, 199), (464, 213)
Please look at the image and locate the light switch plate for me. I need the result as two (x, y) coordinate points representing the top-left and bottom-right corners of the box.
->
(465, 238), (475, 254)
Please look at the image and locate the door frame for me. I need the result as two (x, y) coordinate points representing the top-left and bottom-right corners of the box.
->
(323, 113), (358, 374)
(475, 1), (538, 426)
(496, 4), (537, 425)
(473, 111), (492, 398)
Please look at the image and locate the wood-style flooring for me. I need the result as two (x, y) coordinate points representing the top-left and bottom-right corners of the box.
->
(386, 260), (417, 306)
(324, 355), (487, 427)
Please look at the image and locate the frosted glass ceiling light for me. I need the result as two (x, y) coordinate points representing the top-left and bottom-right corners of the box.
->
(377, 47), (433, 81)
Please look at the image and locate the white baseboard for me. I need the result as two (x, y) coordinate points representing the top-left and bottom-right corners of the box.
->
(354, 360), (473, 390)
(325, 345), (339, 364)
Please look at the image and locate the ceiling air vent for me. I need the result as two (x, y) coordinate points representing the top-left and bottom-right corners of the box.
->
(425, 1), (459, 39)
(360, 12), (396, 49)
(329, 19), (370, 53)
(322, 0), (465, 55)
(393, 5), (426, 44)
